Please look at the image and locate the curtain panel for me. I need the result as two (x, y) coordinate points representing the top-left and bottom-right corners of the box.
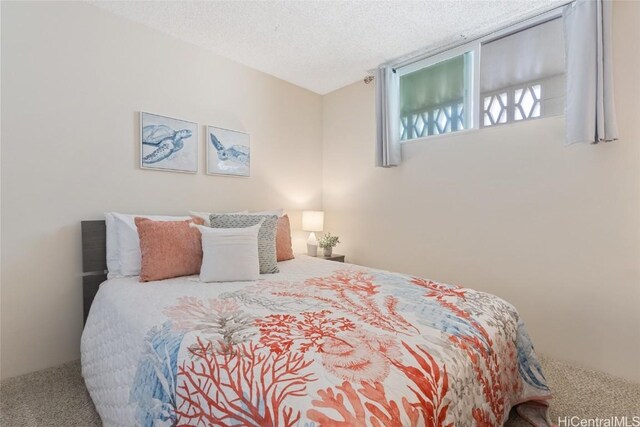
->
(375, 66), (401, 167)
(564, 0), (619, 145)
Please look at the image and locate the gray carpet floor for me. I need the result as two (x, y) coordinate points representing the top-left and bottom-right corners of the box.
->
(1, 355), (638, 426)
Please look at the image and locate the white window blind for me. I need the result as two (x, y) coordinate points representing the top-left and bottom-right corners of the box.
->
(480, 18), (565, 127)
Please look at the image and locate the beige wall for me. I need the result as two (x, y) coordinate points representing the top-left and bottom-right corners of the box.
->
(2, 0), (639, 383)
(0, 2), (323, 379)
(322, 0), (640, 382)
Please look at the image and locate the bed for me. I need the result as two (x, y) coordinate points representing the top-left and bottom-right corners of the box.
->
(80, 221), (552, 427)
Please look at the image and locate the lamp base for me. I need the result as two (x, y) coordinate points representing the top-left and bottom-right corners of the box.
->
(307, 244), (318, 257)
(306, 231), (318, 256)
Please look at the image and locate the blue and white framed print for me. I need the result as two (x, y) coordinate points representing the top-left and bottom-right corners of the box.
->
(206, 125), (250, 177)
(140, 112), (198, 173)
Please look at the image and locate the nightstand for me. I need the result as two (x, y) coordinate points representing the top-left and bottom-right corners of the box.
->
(317, 254), (345, 263)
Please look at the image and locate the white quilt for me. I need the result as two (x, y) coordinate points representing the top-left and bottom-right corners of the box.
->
(81, 256), (551, 427)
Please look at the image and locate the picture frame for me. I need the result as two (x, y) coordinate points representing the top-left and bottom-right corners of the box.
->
(140, 112), (198, 173)
(206, 125), (250, 177)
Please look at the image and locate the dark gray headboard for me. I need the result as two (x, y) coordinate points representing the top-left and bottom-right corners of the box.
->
(81, 220), (107, 324)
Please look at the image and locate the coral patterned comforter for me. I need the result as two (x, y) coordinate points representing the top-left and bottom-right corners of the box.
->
(81, 256), (552, 427)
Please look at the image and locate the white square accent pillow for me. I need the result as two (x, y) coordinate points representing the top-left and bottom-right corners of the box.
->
(209, 214), (279, 274)
(109, 212), (192, 277)
(192, 223), (262, 283)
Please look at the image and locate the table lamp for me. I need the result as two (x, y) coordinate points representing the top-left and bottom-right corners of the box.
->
(302, 210), (324, 256)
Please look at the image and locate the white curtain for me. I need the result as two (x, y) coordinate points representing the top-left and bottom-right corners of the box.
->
(375, 65), (401, 167)
(564, 0), (619, 145)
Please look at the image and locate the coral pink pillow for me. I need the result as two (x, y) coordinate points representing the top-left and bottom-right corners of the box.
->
(135, 217), (204, 282)
(276, 214), (295, 262)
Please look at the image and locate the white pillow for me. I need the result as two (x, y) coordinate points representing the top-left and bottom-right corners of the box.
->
(105, 213), (120, 278)
(192, 222), (262, 282)
(108, 212), (192, 277)
(190, 210), (249, 226)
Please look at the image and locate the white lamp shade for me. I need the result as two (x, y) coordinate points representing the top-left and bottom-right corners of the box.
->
(302, 210), (324, 232)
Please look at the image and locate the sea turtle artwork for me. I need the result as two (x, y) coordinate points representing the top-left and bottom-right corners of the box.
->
(208, 131), (250, 176)
(210, 133), (250, 166)
(141, 125), (192, 164)
(139, 112), (198, 173)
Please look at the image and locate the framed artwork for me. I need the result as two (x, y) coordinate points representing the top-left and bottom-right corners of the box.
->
(206, 125), (250, 177)
(140, 112), (198, 173)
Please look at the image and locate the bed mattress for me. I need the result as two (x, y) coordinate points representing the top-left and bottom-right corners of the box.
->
(81, 255), (551, 427)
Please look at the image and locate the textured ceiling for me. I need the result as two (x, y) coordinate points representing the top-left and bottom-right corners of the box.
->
(93, 0), (566, 94)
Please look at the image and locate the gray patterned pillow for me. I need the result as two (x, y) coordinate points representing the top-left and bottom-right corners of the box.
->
(209, 214), (279, 274)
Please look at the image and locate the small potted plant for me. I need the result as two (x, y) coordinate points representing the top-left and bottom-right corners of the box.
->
(318, 233), (340, 257)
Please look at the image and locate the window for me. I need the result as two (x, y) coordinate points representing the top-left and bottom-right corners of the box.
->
(399, 51), (474, 140)
(393, 11), (565, 142)
(482, 84), (543, 126)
